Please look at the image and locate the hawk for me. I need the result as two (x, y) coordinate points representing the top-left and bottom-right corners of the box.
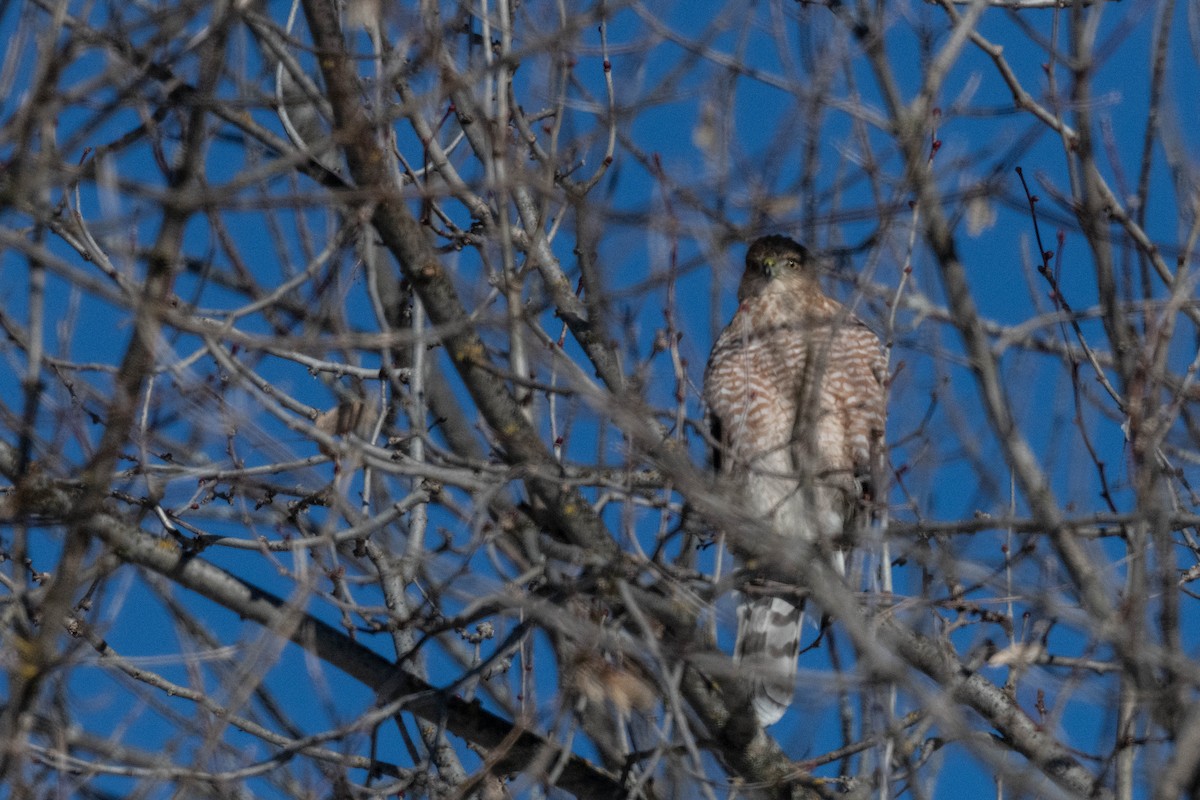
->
(703, 235), (887, 726)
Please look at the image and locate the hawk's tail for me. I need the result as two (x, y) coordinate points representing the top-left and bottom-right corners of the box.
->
(734, 596), (804, 727)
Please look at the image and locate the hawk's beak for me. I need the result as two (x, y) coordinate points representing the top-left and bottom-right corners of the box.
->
(763, 259), (775, 280)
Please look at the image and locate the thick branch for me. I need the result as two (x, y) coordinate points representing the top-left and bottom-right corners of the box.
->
(300, 0), (618, 560)
(0, 442), (628, 799)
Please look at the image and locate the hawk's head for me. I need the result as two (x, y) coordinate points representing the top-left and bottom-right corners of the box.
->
(738, 235), (816, 302)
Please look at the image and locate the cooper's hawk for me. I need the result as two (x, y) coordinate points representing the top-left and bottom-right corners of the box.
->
(703, 235), (887, 726)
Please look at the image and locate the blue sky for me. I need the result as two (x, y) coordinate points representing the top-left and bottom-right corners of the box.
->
(0, 0), (1194, 797)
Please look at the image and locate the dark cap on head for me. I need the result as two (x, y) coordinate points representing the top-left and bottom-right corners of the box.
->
(746, 235), (809, 267)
